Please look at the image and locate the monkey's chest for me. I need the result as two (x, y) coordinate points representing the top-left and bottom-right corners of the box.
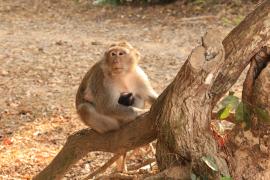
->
(115, 79), (137, 94)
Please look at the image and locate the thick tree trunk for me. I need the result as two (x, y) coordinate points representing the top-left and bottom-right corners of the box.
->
(34, 1), (270, 179)
(226, 47), (270, 180)
(155, 30), (229, 179)
(156, 1), (270, 179)
(211, 1), (270, 106)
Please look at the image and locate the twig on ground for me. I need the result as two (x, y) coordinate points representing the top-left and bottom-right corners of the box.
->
(84, 154), (122, 180)
(95, 172), (136, 180)
(127, 158), (156, 171)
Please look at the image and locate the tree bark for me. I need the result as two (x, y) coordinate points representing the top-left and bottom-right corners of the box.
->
(226, 47), (270, 180)
(156, 1), (270, 179)
(155, 29), (229, 179)
(211, 0), (270, 106)
(34, 1), (270, 179)
(33, 113), (157, 180)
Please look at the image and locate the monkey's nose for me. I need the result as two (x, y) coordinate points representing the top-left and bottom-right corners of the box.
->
(118, 52), (124, 56)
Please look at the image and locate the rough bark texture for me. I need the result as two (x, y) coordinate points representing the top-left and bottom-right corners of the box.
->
(34, 1), (270, 179)
(33, 113), (157, 180)
(155, 30), (228, 179)
(227, 47), (270, 180)
(218, 1), (270, 178)
(211, 0), (270, 107)
(156, 1), (270, 179)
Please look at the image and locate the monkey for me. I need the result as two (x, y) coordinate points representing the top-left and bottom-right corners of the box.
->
(76, 41), (158, 134)
(75, 41), (158, 173)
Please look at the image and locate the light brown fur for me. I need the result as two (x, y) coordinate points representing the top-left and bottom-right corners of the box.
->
(76, 42), (158, 133)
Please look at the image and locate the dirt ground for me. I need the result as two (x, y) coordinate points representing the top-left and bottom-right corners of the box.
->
(0, 0), (261, 179)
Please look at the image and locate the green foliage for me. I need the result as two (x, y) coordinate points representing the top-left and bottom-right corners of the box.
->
(234, 102), (253, 129)
(221, 176), (233, 180)
(217, 92), (239, 120)
(191, 173), (198, 180)
(193, 156), (232, 180)
(191, 172), (209, 180)
(201, 156), (219, 172)
(235, 102), (245, 123)
(217, 91), (270, 129)
(233, 15), (244, 25)
(219, 92), (239, 109)
(221, 15), (244, 26)
(217, 106), (232, 120)
(93, 0), (122, 5)
(254, 107), (270, 122)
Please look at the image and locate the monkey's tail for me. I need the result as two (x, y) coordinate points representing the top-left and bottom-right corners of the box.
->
(78, 103), (120, 134)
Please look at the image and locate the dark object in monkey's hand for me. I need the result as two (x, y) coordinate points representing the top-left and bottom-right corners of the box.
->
(118, 92), (135, 106)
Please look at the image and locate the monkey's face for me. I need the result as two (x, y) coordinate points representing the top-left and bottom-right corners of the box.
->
(105, 46), (138, 75)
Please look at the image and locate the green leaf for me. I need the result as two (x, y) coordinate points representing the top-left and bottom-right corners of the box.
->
(235, 102), (252, 128)
(217, 105), (232, 120)
(219, 94), (240, 110)
(217, 93), (240, 120)
(221, 176), (233, 180)
(255, 107), (270, 122)
(235, 102), (244, 122)
(201, 156), (219, 172)
(93, 0), (120, 5)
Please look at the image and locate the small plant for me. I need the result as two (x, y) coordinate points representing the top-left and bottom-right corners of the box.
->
(216, 91), (270, 129)
(93, 0), (122, 5)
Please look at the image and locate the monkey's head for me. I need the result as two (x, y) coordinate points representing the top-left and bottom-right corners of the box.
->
(102, 41), (140, 76)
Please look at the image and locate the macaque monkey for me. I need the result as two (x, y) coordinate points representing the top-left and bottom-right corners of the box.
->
(76, 42), (157, 172)
(76, 41), (158, 134)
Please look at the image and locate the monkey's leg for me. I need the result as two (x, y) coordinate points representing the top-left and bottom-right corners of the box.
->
(116, 153), (127, 173)
(78, 103), (120, 134)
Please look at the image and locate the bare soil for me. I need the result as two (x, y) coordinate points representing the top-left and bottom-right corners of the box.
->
(0, 0), (260, 179)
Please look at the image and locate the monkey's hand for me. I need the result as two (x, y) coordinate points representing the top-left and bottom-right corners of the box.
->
(132, 107), (149, 116)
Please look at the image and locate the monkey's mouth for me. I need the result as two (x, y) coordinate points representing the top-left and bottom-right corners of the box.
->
(112, 67), (124, 72)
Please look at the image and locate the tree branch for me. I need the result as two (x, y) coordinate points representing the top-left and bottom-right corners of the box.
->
(211, 0), (270, 106)
(33, 113), (157, 180)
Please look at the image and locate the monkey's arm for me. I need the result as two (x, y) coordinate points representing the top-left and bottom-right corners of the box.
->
(97, 91), (146, 122)
(145, 88), (158, 105)
(136, 79), (158, 105)
(135, 67), (158, 105)
(105, 103), (146, 123)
